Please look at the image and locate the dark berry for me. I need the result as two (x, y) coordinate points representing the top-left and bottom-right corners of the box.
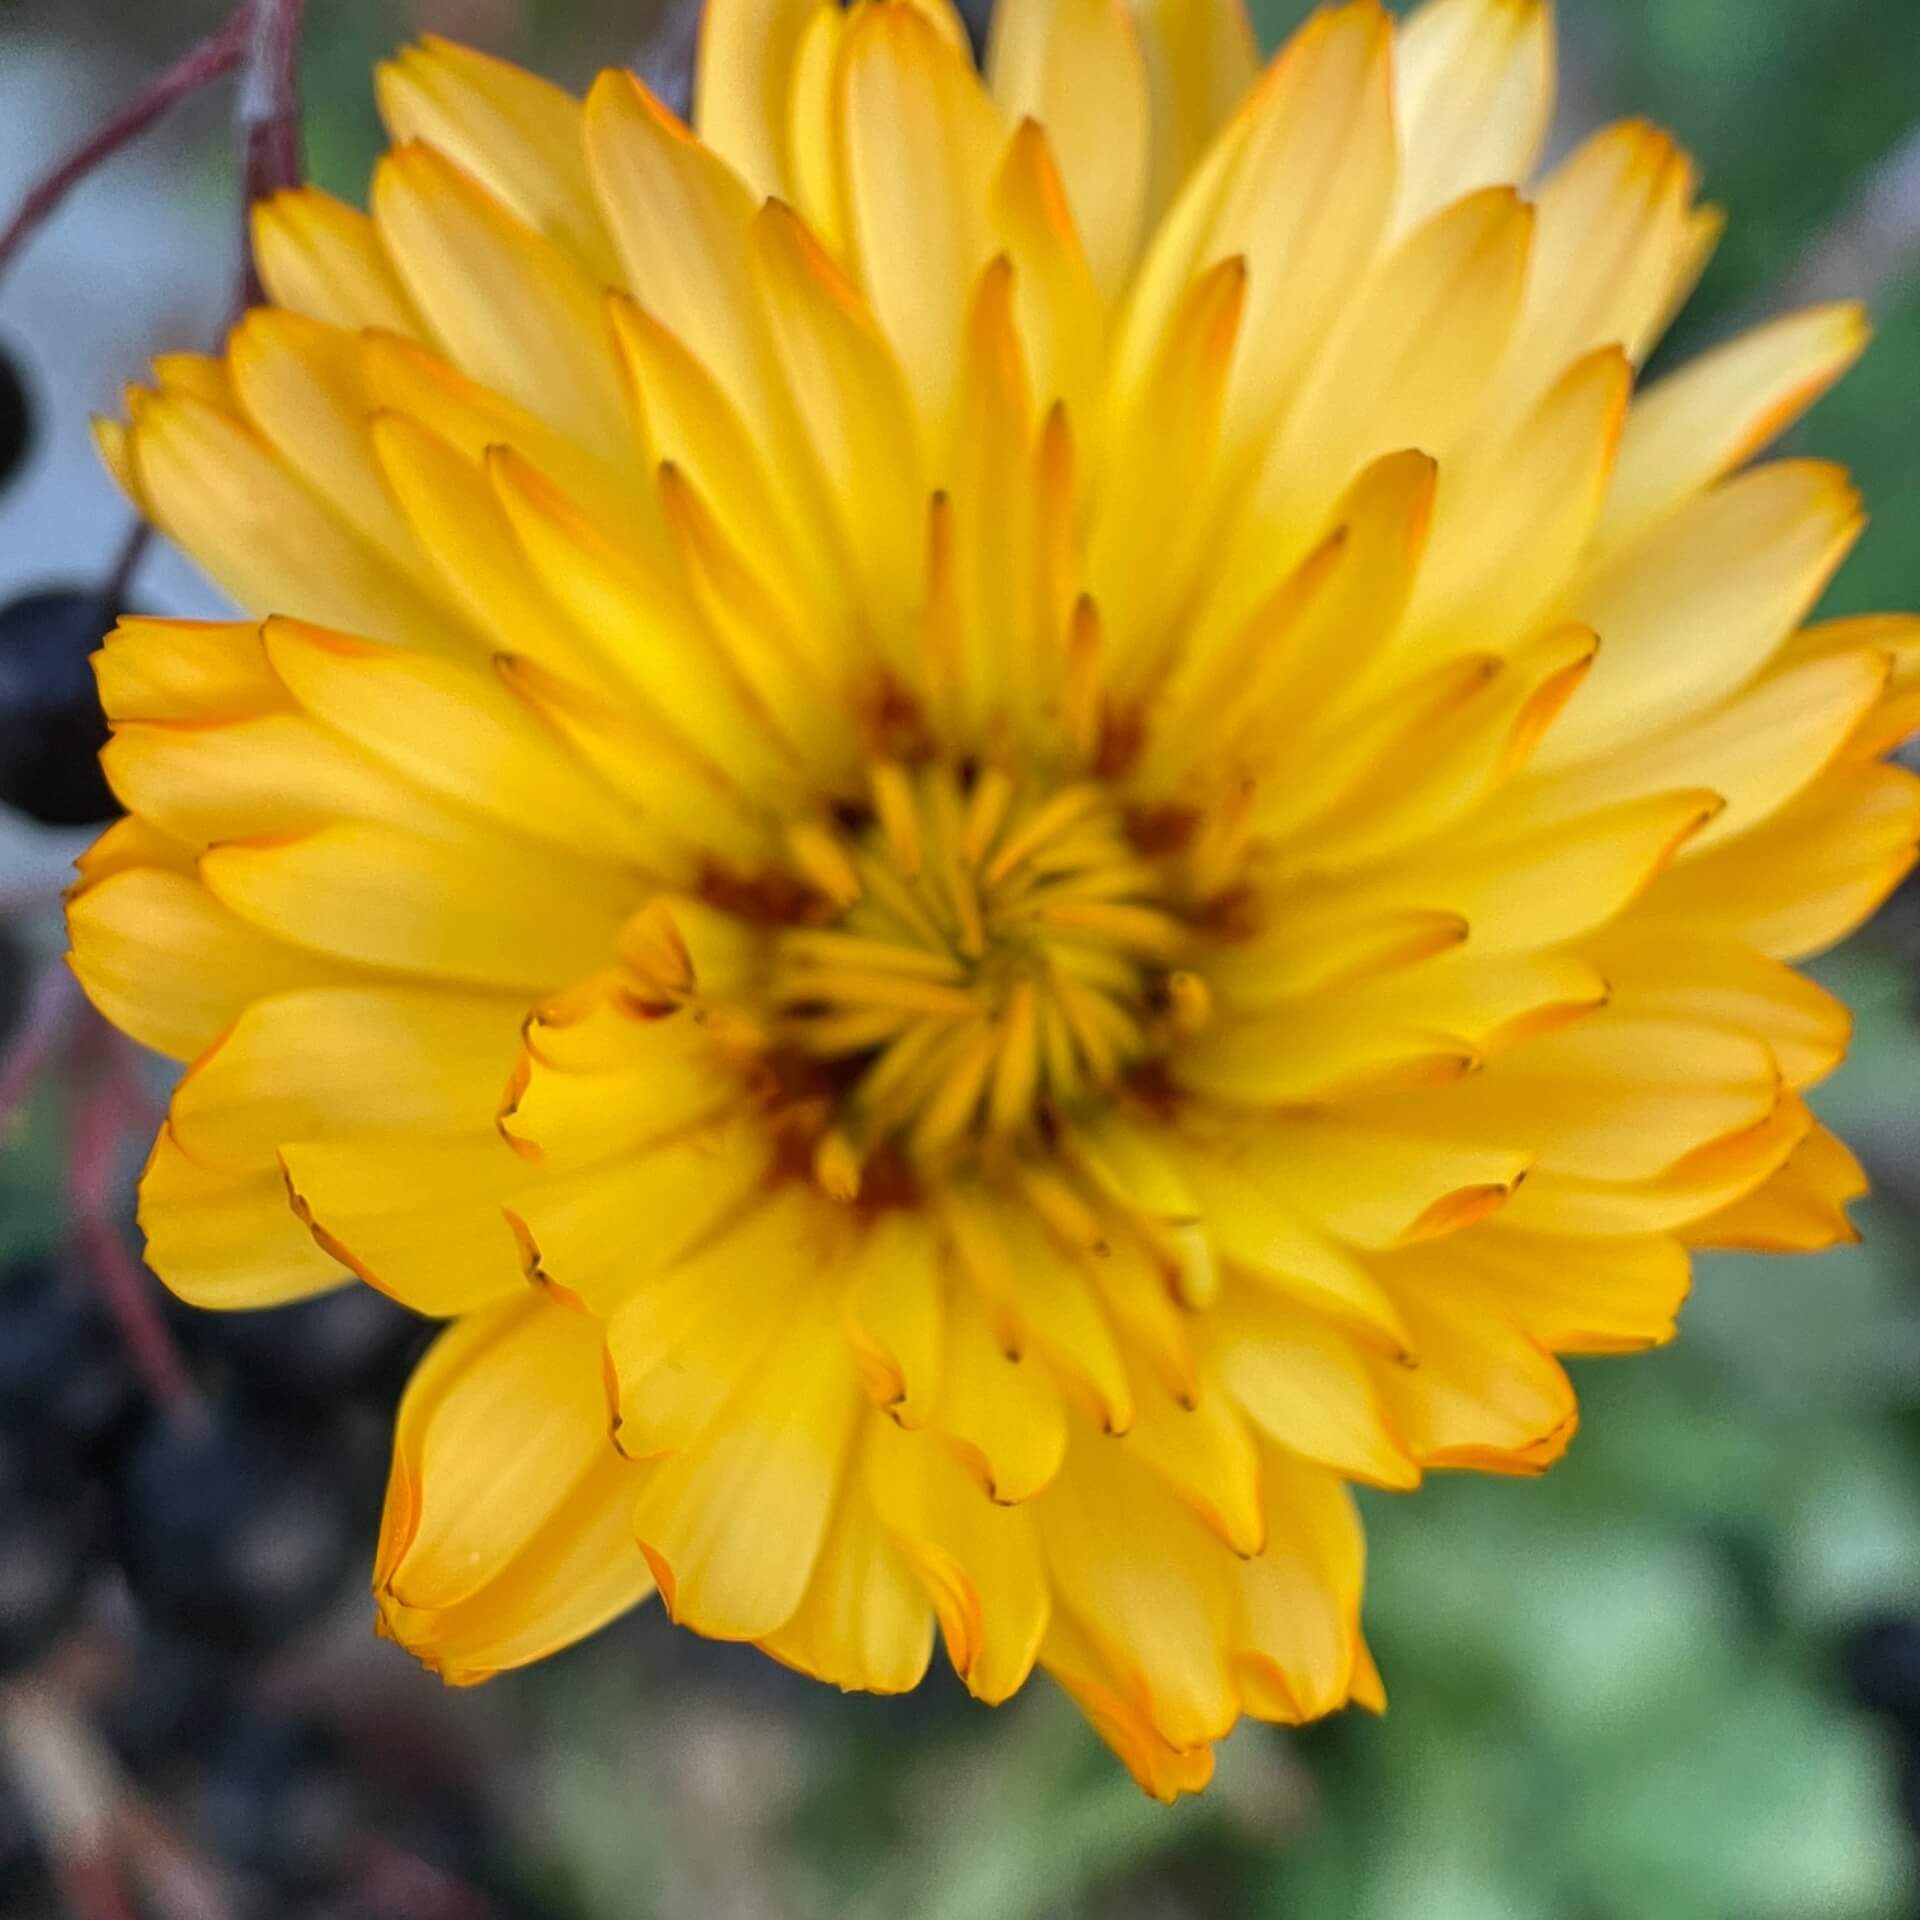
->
(0, 343), (29, 496)
(0, 588), (115, 826)
(0, 1444), (98, 1674)
(1842, 1615), (1920, 1731)
(109, 1405), (355, 1650)
(202, 1287), (425, 1410)
(198, 1710), (365, 1893)
(0, 1256), (140, 1465)
(99, 1626), (236, 1775)
(0, 1772), (48, 1906)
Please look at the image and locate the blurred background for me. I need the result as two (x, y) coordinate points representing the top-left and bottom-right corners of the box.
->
(1, 1), (1919, 1915)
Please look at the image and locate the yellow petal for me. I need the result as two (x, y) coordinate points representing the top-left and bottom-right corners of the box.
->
(1388, 1009), (1781, 1181)
(226, 309), (423, 573)
(693, 0), (820, 199)
(101, 711), (470, 851)
(1599, 303), (1870, 553)
(748, 201), (926, 648)
(1092, 256), (1247, 689)
(169, 985), (523, 1170)
(1041, 1604), (1216, 1801)
(944, 1190), (1134, 1435)
(632, 1299), (861, 1640)
(376, 37), (615, 276)
(1119, 1365), (1264, 1555)
(361, 327), (645, 543)
(1039, 1434), (1240, 1750)
(506, 1114), (773, 1318)
(138, 1122), (346, 1308)
(930, 1284), (1069, 1504)
(384, 1296), (617, 1612)
(501, 1014), (725, 1170)
(127, 390), (465, 652)
(759, 1429), (935, 1693)
(988, 0), (1150, 295)
(583, 71), (774, 431)
(988, 120), (1106, 435)
(842, 1209), (947, 1427)
(1127, 0), (1258, 223)
(261, 619), (650, 863)
(1367, 1276), (1577, 1474)
(1404, 345), (1631, 661)
(838, 3), (1003, 449)
(1501, 1092), (1813, 1236)
(1198, 0), (1398, 461)
(1583, 926), (1851, 1091)
(67, 866), (356, 1062)
(251, 185), (425, 338)
(1315, 786), (1719, 954)
(379, 1446), (654, 1685)
(1544, 462), (1864, 763)
(1519, 645), (1887, 850)
(1392, 0), (1554, 231)
(1381, 1225), (1692, 1355)
(603, 1193), (830, 1459)
(1211, 1287), (1419, 1489)
(1174, 1117), (1529, 1253)
(866, 1416), (1050, 1705)
(93, 617), (281, 726)
(1242, 184), (1533, 553)
(1500, 118), (1701, 406)
(371, 142), (630, 466)
(1633, 761), (1920, 960)
(280, 1130), (534, 1317)
(377, 1296), (654, 1683)
(72, 815), (196, 890)
(1231, 1444), (1367, 1722)
(487, 443), (789, 790)
(199, 820), (627, 989)
(1166, 1157), (1412, 1351)
(1682, 1123), (1866, 1253)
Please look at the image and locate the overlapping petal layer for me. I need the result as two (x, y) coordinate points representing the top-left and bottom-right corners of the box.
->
(71, 0), (1917, 1797)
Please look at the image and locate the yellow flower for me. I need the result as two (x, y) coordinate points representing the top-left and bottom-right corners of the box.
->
(70, 0), (1918, 1797)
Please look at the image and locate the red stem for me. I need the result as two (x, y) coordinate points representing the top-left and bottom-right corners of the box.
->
(0, 11), (252, 290)
(0, 962), (82, 1124)
(237, 0), (309, 306)
(51, 1857), (141, 1920)
(67, 1033), (204, 1424)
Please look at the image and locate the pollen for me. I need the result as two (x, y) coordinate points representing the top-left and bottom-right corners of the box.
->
(774, 763), (1199, 1174)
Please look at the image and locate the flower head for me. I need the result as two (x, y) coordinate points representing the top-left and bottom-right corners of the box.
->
(72, 0), (1918, 1797)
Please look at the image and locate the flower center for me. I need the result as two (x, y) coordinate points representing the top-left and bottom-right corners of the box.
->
(771, 762), (1205, 1186)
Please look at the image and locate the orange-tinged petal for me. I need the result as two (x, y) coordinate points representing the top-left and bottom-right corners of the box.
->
(377, 1295), (655, 1682)
(866, 1417), (1051, 1705)
(1040, 1604), (1216, 1801)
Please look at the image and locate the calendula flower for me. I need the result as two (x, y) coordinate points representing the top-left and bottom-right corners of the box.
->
(70, 0), (1917, 1797)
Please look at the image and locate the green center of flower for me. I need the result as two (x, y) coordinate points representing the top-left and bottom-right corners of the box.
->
(770, 762), (1204, 1185)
